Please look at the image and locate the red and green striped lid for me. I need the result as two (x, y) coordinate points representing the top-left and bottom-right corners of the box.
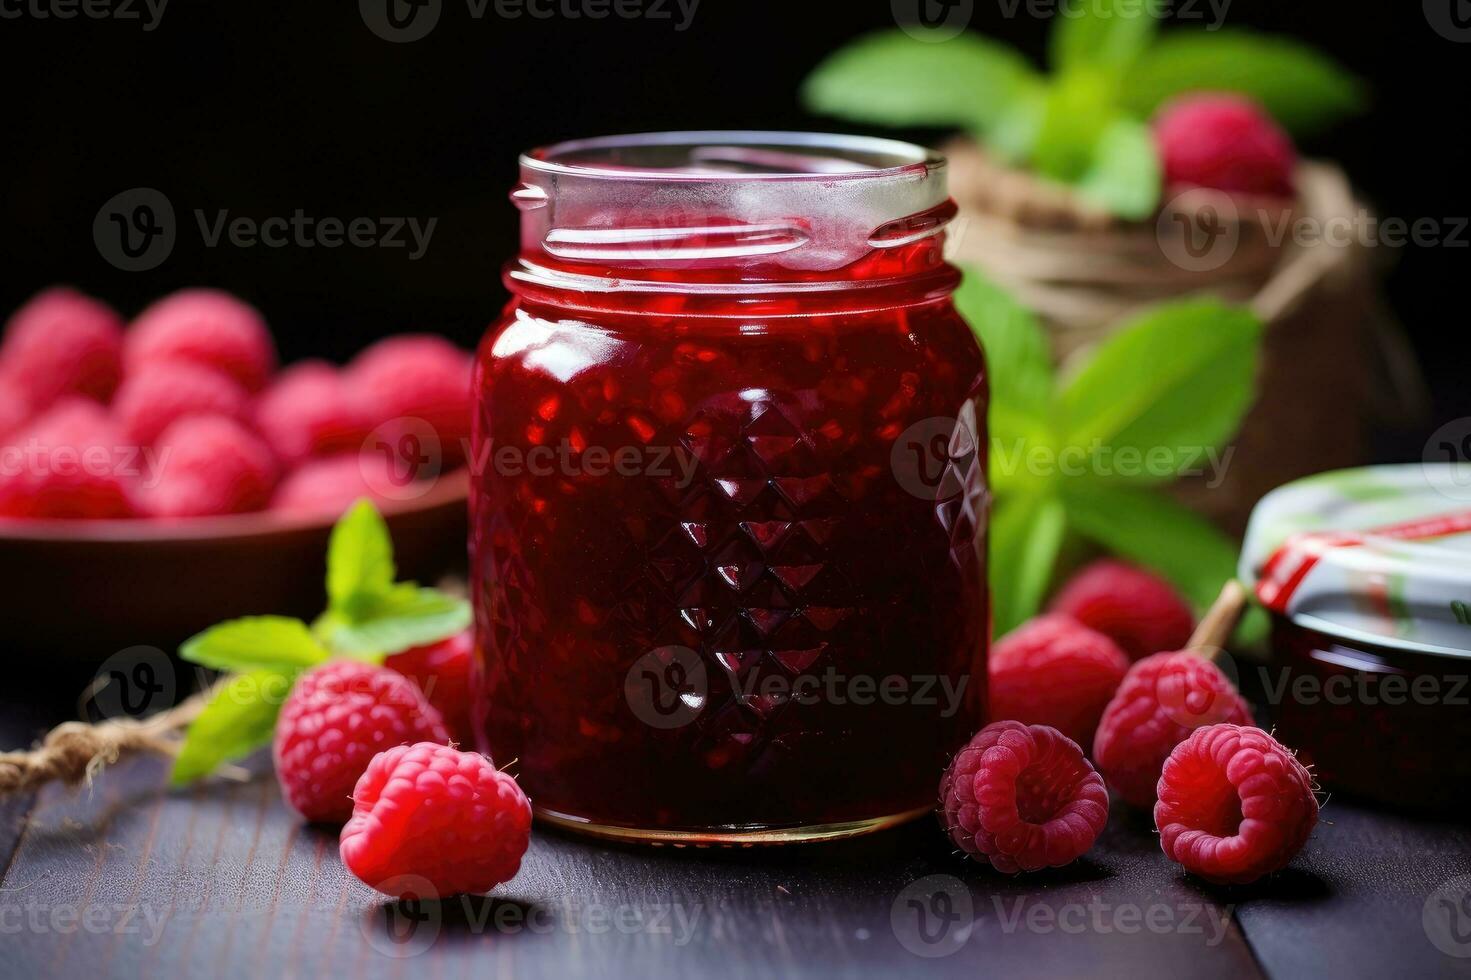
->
(1240, 464), (1471, 657)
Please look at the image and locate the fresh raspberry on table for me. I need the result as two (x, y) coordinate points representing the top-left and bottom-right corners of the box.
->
(0, 399), (136, 519)
(112, 361), (252, 447)
(270, 454), (396, 518)
(1156, 724), (1318, 884)
(125, 288), (277, 392)
(141, 415), (279, 518)
(253, 360), (368, 466)
(939, 720), (1109, 873)
(347, 335), (472, 467)
(1094, 651), (1254, 808)
(988, 614), (1130, 747)
(1153, 93), (1297, 197)
(0, 287), (124, 408)
(386, 629), (476, 745)
(1049, 560), (1196, 661)
(340, 741), (531, 898)
(274, 661), (450, 824)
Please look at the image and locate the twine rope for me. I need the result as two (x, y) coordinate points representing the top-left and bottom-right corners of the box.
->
(0, 693), (207, 794)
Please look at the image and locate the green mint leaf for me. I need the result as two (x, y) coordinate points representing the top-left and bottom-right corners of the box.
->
(953, 268), (1055, 424)
(1120, 30), (1366, 136)
(801, 30), (1041, 134)
(991, 491), (1067, 637)
(179, 616), (329, 673)
(1050, 0), (1160, 77)
(327, 499), (396, 617)
(984, 86), (1048, 164)
(1059, 298), (1261, 482)
(951, 270), (1061, 495)
(321, 585), (471, 658)
(1062, 481), (1236, 613)
(1072, 116), (1161, 219)
(1031, 71), (1117, 183)
(171, 669), (296, 785)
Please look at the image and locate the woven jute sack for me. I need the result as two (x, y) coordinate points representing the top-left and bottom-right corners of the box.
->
(944, 140), (1427, 535)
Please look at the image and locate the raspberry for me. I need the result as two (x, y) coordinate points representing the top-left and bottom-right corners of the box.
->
(939, 721), (1109, 873)
(1155, 724), (1317, 884)
(270, 454), (395, 518)
(1050, 560), (1196, 661)
(112, 361), (252, 447)
(1153, 94), (1297, 197)
(988, 614), (1130, 746)
(339, 741), (531, 898)
(126, 288), (277, 392)
(0, 399), (136, 519)
(253, 360), (368, 465)
(386, 629), (476, 745)
(0, 287), (123, 408)
(142, 415), (278, 518)
(0, 381), (32, 441)
(1094, 651), (1254, 808)
(274, 661), (450, 824)
(347, 335), (472, 467)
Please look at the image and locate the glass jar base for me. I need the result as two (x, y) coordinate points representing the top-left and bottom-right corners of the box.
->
(535, 805), (932, 847)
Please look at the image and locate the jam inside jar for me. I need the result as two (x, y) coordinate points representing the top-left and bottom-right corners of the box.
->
(1241, 464), (1471, 815)
(471, 132), (988, 843)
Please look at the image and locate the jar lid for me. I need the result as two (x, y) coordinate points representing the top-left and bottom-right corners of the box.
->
(1239, 464), (1471, 657)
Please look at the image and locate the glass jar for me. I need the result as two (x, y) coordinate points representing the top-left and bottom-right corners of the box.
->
(1239, 464), (1471, 813)
(471, 132), (988, 844)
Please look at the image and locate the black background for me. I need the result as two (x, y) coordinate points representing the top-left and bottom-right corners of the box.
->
(1, 0), (1466, 441)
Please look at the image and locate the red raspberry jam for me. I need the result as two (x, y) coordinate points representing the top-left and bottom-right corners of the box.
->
(470, 133), (989, 842)
(1268, 617), (1471, 812)
(1241, 464), (1471, 814)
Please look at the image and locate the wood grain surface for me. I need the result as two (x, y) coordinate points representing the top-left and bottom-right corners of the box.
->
(2, 706), (1469, 979)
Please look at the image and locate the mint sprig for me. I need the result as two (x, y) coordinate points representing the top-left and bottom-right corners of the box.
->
(170, 500), (471, 785)
(801, 13), (1363, 218)
(960, 269), (1263, 637)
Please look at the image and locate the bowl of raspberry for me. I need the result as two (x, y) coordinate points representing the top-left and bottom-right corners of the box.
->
(0, 286), (471, 661)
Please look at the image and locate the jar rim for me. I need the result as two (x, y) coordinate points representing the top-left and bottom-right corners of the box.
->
(521, 130), (945, 183)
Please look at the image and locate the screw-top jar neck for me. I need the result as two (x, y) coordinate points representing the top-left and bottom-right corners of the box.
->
(506, 131), (959, 310)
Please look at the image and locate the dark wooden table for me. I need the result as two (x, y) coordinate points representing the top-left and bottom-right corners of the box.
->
(3, 701), (1471, 980)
